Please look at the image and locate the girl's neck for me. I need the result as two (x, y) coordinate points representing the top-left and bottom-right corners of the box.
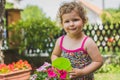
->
(67, 32), (85, 39)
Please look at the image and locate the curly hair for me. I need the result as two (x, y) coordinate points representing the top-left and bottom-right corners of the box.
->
(57, 1), (88, 25)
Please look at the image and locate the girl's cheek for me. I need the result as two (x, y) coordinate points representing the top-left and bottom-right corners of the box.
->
(63, 23), (69, 28)
(75, 21), (81, 25)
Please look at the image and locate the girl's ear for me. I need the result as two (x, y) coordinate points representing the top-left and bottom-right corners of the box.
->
(82, 20), (85, 27)
(60, 22), (64, 28)
(81, 22), (84, 31)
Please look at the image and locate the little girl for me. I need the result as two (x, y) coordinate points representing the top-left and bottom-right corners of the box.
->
(51, 1), (103, 80)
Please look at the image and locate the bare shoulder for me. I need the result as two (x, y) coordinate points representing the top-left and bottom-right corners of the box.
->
(51, 36), (63, 57)
(85, 37), (103, 62)
(85, 37), (97, 48)
(53, 35), (64, 51)
(55, 36), (63, 45)
(85, 37), (100, 54)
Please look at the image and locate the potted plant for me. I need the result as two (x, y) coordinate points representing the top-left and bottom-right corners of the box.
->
(0, 59), (32, 80)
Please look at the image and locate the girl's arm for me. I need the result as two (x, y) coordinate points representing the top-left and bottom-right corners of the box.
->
(82, 37), (103, 75)
(51, 37), (62, 61)
(70, 38), (103, 78)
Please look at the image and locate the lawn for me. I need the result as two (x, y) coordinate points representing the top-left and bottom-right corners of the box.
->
(95, 73), (120, 80)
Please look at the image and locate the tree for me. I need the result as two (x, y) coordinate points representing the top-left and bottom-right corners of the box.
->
(8, 5), (60, 55)
(21, 5), (46, 21)
(101, 8), (120, 23)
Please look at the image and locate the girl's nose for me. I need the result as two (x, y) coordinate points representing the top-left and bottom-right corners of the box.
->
(69, 21), (74, 26)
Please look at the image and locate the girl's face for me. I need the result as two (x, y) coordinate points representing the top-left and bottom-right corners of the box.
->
(62, 10), (83, 36)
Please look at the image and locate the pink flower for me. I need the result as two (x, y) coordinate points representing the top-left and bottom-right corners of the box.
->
(36, 66), (46, 72)
(36, 62), (51, 72)
(58, 70), (67, 79)
(43, 62), (51, 67)
(47, 67), (57, 78)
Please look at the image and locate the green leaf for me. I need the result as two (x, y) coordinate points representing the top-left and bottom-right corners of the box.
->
(52, 57), (72, 71)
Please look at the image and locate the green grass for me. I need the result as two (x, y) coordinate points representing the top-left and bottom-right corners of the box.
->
(95, 73), (120, 80)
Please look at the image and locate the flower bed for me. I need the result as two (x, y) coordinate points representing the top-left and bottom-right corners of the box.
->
(30, 57), (72, 80)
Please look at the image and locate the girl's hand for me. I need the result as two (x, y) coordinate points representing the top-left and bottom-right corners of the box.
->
(69, 68), (83, 79)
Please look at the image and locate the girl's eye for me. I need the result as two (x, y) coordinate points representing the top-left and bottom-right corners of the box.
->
(73, 19), (79, 21)
(64, 20), (69, 23)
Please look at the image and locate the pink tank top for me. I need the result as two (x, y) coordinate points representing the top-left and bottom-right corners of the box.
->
(60, 35), (88, 53)
(60, 35), (94, 80)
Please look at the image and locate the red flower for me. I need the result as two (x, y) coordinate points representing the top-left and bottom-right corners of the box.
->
(0, 64), (6, 70)
(107, 37), (114, 43)
(8, 64), (14, 71)
(0, 60), (31, 74)
(58, 69), (67, 79)
(47, 67), (57, 78)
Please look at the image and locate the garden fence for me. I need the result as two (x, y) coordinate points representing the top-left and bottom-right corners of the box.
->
(25, 23), (120, 55)
(57, 23), (120, 52)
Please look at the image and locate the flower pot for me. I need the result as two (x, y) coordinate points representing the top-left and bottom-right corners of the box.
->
(0, 68), (31, 80)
